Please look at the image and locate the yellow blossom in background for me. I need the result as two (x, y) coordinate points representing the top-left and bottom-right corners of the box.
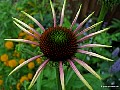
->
(8, 59), (17, 68)
(16, 82), (21, 90)
(27, 73), (33, 80)
(5, 41), (14, 50)
(28, 62), (35, 69)
(0, 80), (3, 86)
(25, 35), (34, 41)
(18, 31), (26, 37)
(20, 75), (28, 83)
(0, 54), (8, 62)
(36, 58), (42, 64)
(19, 59), (25, 64)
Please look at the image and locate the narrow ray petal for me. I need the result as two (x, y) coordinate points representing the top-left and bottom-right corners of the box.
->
(77, 28), (110, 43)
(77, 50), (113, 61)
(21, 11), (45, 31)
(50, 0), (56, 27)
(8, 55), (41, 76)
(78, 44), (112, 48)
(13, 17), (41, 37)
(68, 60), (93, 90)
(5, 39), (39, 46)
(74, 12), (94, 33)
(28, 59), (49, 89)
(60, 0), (66, 26)
(59, 61), (65, 90)
(76, 21), (103, 37)
(73, 57), (102, 80)
(70, 4), (82, 29)
(13, 21), (39, 40)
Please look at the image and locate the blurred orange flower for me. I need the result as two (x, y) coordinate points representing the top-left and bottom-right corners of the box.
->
(25, 35), (34, 41)
(20, 75), (28, 83)
(36, 58), (42, 64)
(5, 41), (14, 49)
(19, 59), (25, 64)
(8, 59), (17, 68)
(0, 54), (8, 62)
(27, 73), (33, 80)
(0, 80), (3, 86)
(28, 62), (35, 69)
(19, 32), (26, 37)
(16, 82), (21, 90)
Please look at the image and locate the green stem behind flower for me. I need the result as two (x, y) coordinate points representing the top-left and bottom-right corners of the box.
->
(37, 71), (43, 90)
(56, 66), (62, 90)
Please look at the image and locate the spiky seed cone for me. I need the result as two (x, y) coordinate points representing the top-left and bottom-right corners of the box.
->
(40, 26), (77, 61)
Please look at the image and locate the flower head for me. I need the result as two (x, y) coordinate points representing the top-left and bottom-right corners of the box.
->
(20, 75), (29, 83)
(8, 59), (18, 68)
(28, 62), (35, 69)
(19, 59), (25, 64)
(0, 54), (8, 62)
(6, 0), (113, 90)
(5, 41), (14, 50)
(27, 73), (33, 80)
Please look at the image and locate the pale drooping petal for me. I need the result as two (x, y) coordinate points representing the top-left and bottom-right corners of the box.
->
(78, 44), (112, 48)
(77, 50), (113, 61)
(74, 12), (94, 33)
(13, 17), (41, 37)
(60, 0), (66, 26)
(77, 27), (110, 43)
(28, 59), (49, 89)
(21, 11), (45, 31)
(59, 61), (65, 90)
(50, 0), (56, 27)
(68, 60), (93, 90)
(70, 4), (82, 29)
(72, 57), (101, 80)
(76, 21), (103, 37)
(8, 55), (41, 76)
(13, 21), (39, 40)
(5, 39), (39, 46)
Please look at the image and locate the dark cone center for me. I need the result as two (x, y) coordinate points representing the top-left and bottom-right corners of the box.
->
(39, 26), (77, 61)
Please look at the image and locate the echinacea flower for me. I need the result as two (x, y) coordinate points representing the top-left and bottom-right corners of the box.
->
(5, 0), (113, 90)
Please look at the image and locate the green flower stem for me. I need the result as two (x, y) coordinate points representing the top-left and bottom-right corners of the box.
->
(37, 71), (43, 90)
(56, 66), (62, 90)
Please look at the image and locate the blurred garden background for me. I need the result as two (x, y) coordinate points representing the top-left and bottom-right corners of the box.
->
(0, 0), (120, 90)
